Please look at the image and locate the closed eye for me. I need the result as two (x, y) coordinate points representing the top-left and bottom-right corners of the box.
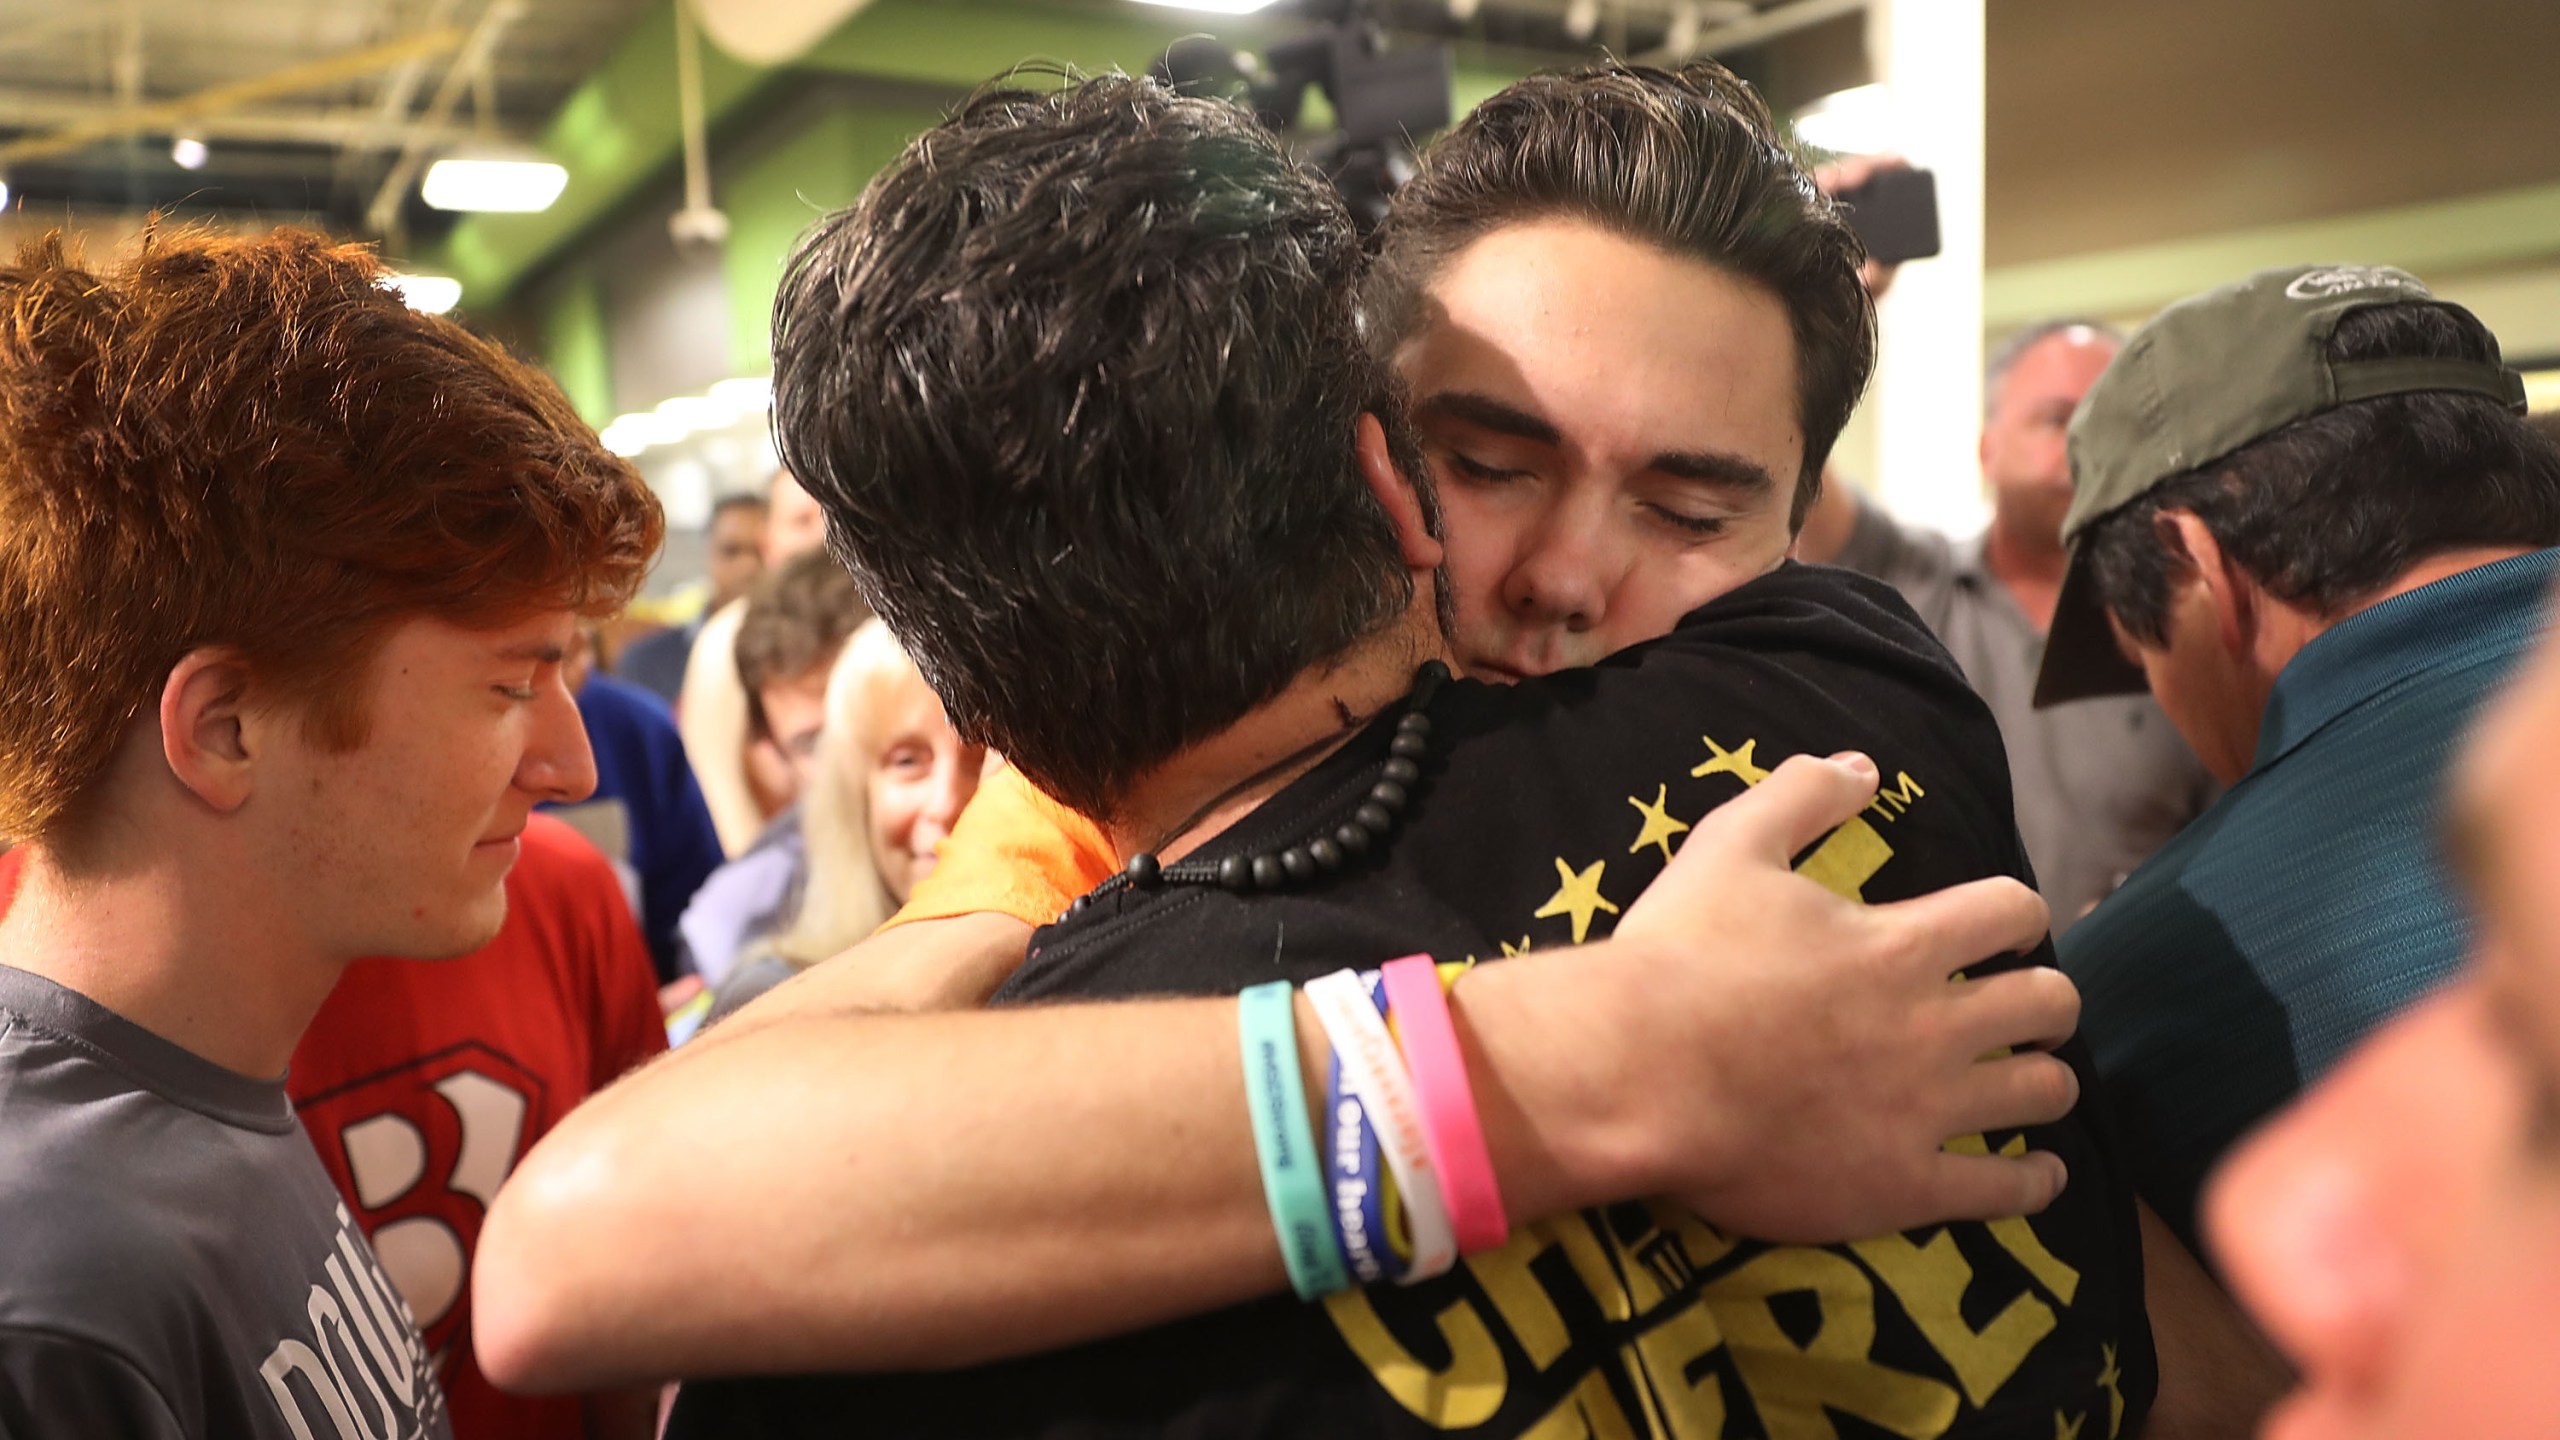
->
(1644, 504), (1727, 537)
(1445, 451), (1530, 483)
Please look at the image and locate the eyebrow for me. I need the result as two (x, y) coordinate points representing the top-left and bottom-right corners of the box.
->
(495, 641), (569, 665)
(1418, 389), (1779, 499)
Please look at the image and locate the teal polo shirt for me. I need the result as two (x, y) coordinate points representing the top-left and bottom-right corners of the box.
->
(2062, 547), (2559, 1257)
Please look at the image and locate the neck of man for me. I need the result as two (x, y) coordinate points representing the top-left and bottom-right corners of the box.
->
(1101, 599), (1458, 866)
(2264, 543), (2544, 675)
(1982, 510), (2070, 634)
(0, 811), (344, 1081)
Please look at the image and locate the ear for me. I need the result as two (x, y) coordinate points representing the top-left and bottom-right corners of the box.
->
(2155, 509), (2256, 660)
(158, 648), (259, 814)
(1354, 413), (1445, 574)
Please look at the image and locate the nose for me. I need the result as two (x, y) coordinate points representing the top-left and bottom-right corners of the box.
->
(520, 679), (599, 805)
(1500, 489), (1617, 634)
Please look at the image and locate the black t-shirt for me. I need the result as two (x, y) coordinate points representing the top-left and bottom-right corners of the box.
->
(669, 562), (2155, 1440)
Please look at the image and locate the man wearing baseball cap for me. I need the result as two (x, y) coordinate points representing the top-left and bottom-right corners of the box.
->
(2040, 262), (2560, 1257)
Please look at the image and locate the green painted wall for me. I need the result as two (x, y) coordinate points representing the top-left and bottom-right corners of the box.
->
(533, 261), (614, 425)
(715, 102), (941, 374)
(438, 0), (1535, 391)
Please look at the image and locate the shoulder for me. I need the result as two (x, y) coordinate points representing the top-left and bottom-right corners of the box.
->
(514, 814), (624, 897)
(1831, 493), (1960, 588)
(1641, 561), (1977, 713)
(0, 1325), (185, 1438)
(0, 1077), (202, 1327)
(577, 673), (679, 738)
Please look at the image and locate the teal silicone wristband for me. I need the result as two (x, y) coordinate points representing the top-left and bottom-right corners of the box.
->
(1238, 980), (1353, 1300)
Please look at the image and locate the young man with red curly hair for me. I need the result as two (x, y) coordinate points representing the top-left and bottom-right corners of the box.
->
(0, 228), (660, 1439)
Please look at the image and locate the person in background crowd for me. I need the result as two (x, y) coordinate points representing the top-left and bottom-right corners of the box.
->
(617, 491), (770, 706)
(474, 65), (2092, 1411)
(0, 226), (659, 1437)
(2207, 596), (2560, 1440)
(679, 468), (839, 855)
(700, 619), (986, 1024)
(673, 596), (765, 856)
(763, 466), (829, 568)
(552, 634), (725, 985)
(2041, 263), (2560, 1258)
(613, 67), (2148, 1440)
(1798, 311), (2217, 932)
(676, 553), (872, 989)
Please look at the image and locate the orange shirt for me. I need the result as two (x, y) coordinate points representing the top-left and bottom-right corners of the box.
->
(887, 764), (1116, 929)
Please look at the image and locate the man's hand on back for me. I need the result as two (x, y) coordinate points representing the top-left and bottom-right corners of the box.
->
(1471, 752), (2078, 1243)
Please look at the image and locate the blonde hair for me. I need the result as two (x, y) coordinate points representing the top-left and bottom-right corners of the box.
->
(769, 619), (931, 965)
(677, 598), (765, 857)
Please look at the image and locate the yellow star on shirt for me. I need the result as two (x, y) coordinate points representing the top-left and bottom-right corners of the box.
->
(1498, 935), (1534, 958)
(1534, 857), (1620, 944)
(2053, 1412), (2085, 1440)
(1691, 733), (1771, 786)
(2098, 1343), (2125, 1438)
(1626, 785), (1691, 862)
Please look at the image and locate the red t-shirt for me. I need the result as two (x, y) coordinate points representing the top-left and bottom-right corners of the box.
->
(289, 815), (666, 1439)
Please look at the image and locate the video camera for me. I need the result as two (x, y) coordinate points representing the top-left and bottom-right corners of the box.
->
(1150, 0), (1453, 234)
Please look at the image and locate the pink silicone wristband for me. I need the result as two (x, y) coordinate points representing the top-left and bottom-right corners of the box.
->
(1378, 955), (1509, 1253)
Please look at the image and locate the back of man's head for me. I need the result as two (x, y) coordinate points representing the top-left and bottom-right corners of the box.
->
(0, 226), (663, 845)
(773, 72), (1418, 820)
(1365, 60), (1874, 524)
(2079, 298), (2560, 649)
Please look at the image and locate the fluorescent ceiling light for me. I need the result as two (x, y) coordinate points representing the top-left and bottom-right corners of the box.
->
(601, 428), (649, 457)
(1792, 83), (1894, 155)
(610, 411), (690, 448)
(655, 394), (738, 431)
(2520, 367), (2560, 414)
(171, 135), (209, 171)
(383, 273), (463, 315)
(709, 375), (773, 410)
(1129, 0), (1279, 14)
(421, 153), (569, 213)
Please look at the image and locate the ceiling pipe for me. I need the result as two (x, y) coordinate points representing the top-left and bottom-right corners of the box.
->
(1639, 0), (1866, 62)
(336, 0), (471, 183)
(0, 27), (466, 169)
(363, 0), (527, 241)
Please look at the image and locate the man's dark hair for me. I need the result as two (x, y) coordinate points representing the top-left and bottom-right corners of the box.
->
(1364, 60), (1875, 529)
(772, 72), (1426, 820)
(733, 550), (868, 738)
(2083, 302), (2560, 643)
(710, 492), (769, 525)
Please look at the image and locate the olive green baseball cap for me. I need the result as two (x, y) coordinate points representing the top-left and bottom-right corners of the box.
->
(2032, 263), (2527, 708)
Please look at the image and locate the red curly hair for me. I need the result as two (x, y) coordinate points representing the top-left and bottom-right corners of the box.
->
(0, 226), (663, 842)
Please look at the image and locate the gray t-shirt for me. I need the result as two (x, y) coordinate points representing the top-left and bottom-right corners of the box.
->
(1831, 499), (2217, 931)
(0, 964), (451, 1440)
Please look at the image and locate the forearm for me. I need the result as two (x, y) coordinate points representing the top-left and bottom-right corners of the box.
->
(2137, 1202), (2290, 1438)
(474, 955), (1619, 1392)
(476, 759), (2077, 1391)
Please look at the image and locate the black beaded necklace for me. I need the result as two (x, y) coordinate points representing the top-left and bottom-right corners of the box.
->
(1066, 659), (1450, 917)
